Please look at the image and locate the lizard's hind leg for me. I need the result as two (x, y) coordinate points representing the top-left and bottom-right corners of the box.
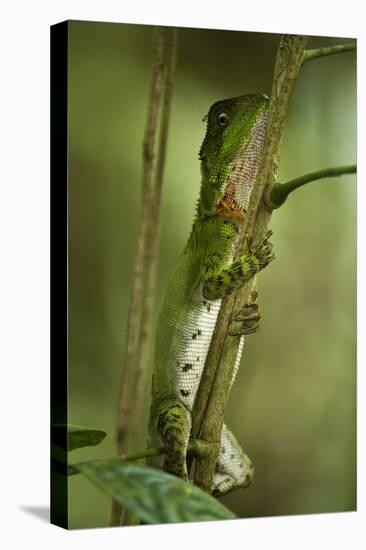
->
(156, 396), (192, 481)
(212, 424), (254, 497)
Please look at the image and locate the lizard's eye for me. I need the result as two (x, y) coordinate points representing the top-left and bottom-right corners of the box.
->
(216, 111), (231, 127)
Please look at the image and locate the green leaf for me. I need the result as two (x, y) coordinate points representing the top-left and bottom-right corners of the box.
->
(74, 458), (236, 524)
(52, 424), (107, 452)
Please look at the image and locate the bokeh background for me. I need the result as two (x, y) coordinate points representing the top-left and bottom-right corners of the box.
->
(67, 21), (356, 529)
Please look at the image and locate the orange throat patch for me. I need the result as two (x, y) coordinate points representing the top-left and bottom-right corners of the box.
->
(216, 195), (245, 223)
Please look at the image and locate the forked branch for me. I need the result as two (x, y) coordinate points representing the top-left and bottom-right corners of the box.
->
(192, 35), (356, 493)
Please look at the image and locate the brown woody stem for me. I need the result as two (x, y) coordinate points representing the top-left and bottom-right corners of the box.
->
(192, 35), (309, 493)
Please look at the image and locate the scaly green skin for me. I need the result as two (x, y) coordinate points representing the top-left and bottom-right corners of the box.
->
(149, 94), (274, 495)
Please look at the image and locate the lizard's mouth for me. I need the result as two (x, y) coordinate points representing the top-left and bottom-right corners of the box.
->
(215, 107), (268, 223)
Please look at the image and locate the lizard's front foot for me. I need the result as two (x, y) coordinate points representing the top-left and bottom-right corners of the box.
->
(249, 229), (275, 270)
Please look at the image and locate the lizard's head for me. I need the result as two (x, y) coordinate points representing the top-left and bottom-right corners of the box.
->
(198, 94), (269, 222)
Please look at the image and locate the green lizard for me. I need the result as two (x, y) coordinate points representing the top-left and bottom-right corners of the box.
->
(148, 93), (274, 496)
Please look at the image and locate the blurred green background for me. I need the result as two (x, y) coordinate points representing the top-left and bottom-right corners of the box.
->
(67, 21), (356, 528)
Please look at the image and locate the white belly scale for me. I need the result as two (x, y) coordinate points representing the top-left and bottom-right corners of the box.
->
(166, 282), (251, 495)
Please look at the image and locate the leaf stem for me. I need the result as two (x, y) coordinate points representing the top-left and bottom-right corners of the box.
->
(302, 42), (356, 64)
(67, 438), (209, 477)
(266, 164), (356, 208)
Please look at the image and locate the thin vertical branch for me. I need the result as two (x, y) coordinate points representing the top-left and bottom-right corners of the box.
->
(110, 27), (166, 527)
(122, 28), (178, 527)
(193, 35), (309, 492)
(130, 28), (178, 452)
